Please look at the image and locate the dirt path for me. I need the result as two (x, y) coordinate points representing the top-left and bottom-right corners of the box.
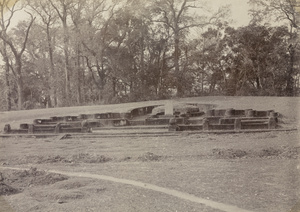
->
(1, 166), (256, 212)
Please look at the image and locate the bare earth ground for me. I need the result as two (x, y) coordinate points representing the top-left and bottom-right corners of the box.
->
(0, 96), (299, 212)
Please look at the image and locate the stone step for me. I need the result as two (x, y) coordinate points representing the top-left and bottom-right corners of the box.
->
(205, 117), (223, 124)
(33, 119), (56, 125)
(32, 128), (56, 133)
(219, 117), (269, 124)
(187, 111), (205, 117)
(8, 129), (28, 134)
(209, 124), (235, 130)
(241, 120), (269, 125)
(187, 119), (204, 125)
(175, 124), (234, 131)
(241, 123), (269, 130)
(176, 124), (203, 131)
(21, 122), (82, 129)
(93, 125), (168, 130)
(60, 127), (86, 133)
(145, 118), (172, 125)
(128, 120), (146, 126)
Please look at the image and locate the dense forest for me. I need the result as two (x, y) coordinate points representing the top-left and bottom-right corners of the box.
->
(0, 0), (299, 111)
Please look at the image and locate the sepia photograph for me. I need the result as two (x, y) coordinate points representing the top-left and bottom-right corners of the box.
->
(0, 0), (299, 211)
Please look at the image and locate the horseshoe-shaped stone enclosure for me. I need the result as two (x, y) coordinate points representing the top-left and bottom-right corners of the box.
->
(3, 103), (280, 134)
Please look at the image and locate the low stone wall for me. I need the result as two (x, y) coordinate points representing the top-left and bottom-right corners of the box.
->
(3, 105), (160, 134)
(3, 104), (281, 134)
(169, 108), (280, 132)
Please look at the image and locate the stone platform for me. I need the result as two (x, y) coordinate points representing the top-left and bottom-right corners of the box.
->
(3, 103), (282, 135)
(170, 108), (279, 132)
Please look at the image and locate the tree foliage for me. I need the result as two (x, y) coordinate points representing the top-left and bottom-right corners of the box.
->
(249, 0), (300, 96)
(0, 0), (299, 111)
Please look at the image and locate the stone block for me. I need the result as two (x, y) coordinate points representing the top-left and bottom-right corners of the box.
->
(51, 116), (64, 122)
(214, 109), (226, 116)
(206, 117), (221, 124)
(246, 109), (255, 117)
(225, 108), (234, 117)
(28, 124), (34, 134)
(234, 110), (245, 116)
(234, 118), (241, 130)
(165, 101), (174, 115)
(94, 113), (109, 119)
(79, 114), (88, 119)
(120, 112), (132, 119)
(33, 119), (42, 124)
(131, 109), (139, 117)
(219, 118), (235, 125)
(210, 124), (234, 130)
(20, 124), (29, 129)
(4, 124), (11, 134)
(111, 113), (121, 118)
(54, 123), (61, 133)
(255, 111), (268, 117)
(64, 116), (78, 122)
(203, 118), (209, 131)
(168, 118), (177, 131)
(175, 125), (203, 131)
(268, 117), (277, 129)
(269, 112), (278, 118)
(206, 109), (215, 117)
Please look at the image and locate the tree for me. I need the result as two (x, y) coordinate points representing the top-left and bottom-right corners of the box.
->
(0, 0), (35, 110)
(28, 0), (59, 107)
(0, 0), (19, 111)
(151, 0), (229, 96)
(249, 0), (300, 96)
(49, 0), (74, 105)
(221, 24), (291, 95)
(190, 25), (231, 95)
(77, 0), (116, 103)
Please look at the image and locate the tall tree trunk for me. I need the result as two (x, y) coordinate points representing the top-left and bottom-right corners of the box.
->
(2, 43), (11, 111)
(76, 46), (82, 104)
(201, 71), (204, 95)
(49, 0), (72, 105)
(46, 27), (57, 107)
(81, 56), (86, 104)
(140, 27), (146, 94)
(256, 77), (261, 90)
(63, 24), (71, 105)
(5, 64), (11, 110)
(0, 2), (35, 110)
(112, 77), (116, 97)
(16, 60), (24, 110)
(286, 44), (295, 96)
(174, 29), (182, 96)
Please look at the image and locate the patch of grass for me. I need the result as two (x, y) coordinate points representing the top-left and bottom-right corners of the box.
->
(137, 152), (162, 162)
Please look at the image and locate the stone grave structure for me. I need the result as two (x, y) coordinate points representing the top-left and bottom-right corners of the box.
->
(2, 103), (281, 135)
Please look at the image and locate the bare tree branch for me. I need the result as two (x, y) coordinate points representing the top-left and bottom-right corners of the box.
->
(20, 11), (36, 55)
